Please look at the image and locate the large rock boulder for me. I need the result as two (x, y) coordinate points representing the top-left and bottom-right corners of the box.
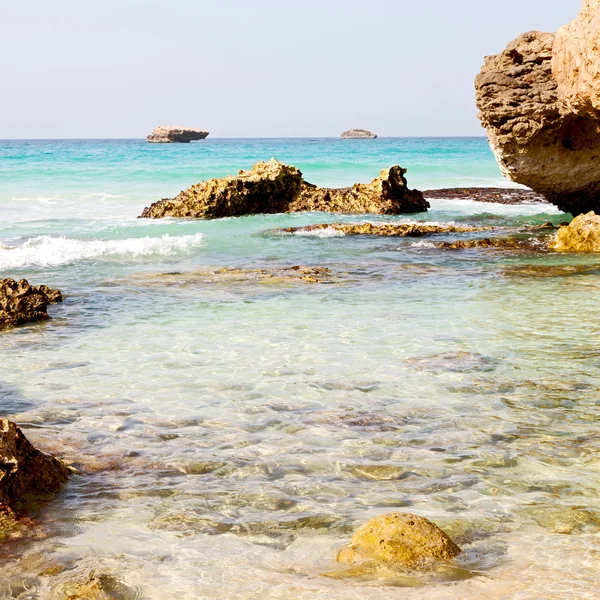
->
(549, 211), (600, 251)
(0, 278), (62, 330)
(147, 126), (209, 143)
(475, 1), (600, 215)
(0, 419), (70, 509)
(341, 129), (377, 139)
(336, 512), (461, 569)
(139, 158), (428, 218)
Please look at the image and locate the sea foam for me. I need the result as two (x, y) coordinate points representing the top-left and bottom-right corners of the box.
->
(0, 233), (204, 268)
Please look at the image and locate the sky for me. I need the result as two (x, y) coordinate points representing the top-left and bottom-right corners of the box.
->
(1, 0), (582, 138)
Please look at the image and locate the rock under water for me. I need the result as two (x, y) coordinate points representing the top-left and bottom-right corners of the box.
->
(475, 0), (600, 215)
(139, 158), (428, 218)
(0, 278), (62, 330)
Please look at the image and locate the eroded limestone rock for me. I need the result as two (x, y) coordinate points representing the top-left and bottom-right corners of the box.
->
(336, 512), (461, 569)
(549, 211), (600, 251)
(147, 126), (209, 143)
(139, 159), (428, 218)
(59, 572), (139, 600)
(475, 1), (600, 215)
(0, 278), (62, 330)
(0, 419), (70, 509)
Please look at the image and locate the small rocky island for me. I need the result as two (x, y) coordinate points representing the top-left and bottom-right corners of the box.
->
(147, 126), (209, 143)
(476, 0), (600, 215)
(139, 158), (428, 218)
(1, 278), (62, 330)
(341, 129), (377, 139)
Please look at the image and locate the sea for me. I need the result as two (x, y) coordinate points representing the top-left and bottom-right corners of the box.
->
(1, 138), (599, 599)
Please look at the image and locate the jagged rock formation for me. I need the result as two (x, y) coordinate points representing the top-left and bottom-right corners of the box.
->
(147, 126), (209, 143)
(139, 158), (428, 218)
(475, 0), (600, 215)
(0, 278), (62, 330)
(549, 211), (600, 251)
(340, 129), (377, 139)
(0, 419), (70, 509)
(336, 512), (461, 569)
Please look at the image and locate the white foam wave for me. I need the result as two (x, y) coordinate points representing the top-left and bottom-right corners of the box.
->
(0, 233), (204, 268)
(292, 227), (346, 238)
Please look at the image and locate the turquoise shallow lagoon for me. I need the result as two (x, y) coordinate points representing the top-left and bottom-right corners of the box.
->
(1, 139), (599, 598)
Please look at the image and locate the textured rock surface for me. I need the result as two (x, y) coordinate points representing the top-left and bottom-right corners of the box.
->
(139, 159), (428, 218)
(340, 129), (377, 139)
(59, 572), (139, 600)
(0, 419), (70, 509)
(0, 278), (62, 330)
(549, 211), (600, 251)
(553, 0), (600, 119)
(475, 2), (600, 215)
(147, 126), (209, 143)
(282, 222), (490, 237)
(336, 512), (461, 568)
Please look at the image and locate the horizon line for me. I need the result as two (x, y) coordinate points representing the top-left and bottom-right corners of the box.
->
(0, 135), (489, 141)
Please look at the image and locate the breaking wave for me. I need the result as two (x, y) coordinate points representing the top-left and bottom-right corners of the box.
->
(0, 233), (204, 268)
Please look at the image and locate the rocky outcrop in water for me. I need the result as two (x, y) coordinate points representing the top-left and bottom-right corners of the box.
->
(549, 211), (600, 251)
(423, 188), (548, 205)
(147, 126), (209, 143)
(0, 278), (62, 330)
(282, 222), (491, 237)
(139, 158), (428, 218)
(475, 1), (600, 215)
(0, 419), (70, 510)
(336, 512), (461, 569)
(340, 129), (377, 139)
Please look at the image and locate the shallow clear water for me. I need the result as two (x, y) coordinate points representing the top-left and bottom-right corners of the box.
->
(1, 139), (600, 599)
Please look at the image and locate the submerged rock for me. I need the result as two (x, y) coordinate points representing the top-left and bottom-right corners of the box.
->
(59, 572), (139, 600)
(423, 188), (548, 205)
(0, 278), (62, 330)
(139, 158), (428, 218)
(340, 129), (377, 139)
(549, 211), (600, 251)
(147, 125), (209, 143)
(475, 1), (600, 215)
(0, 419), (70, 510)
(336, 512), (461, 569)
(282, 222), (488, 237)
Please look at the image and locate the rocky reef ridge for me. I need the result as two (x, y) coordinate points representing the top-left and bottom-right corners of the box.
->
(475, 0), (600, 215)
(0, 278), (62, 330)
(147, 126), (209, 143)
(139, 158), (428, 218)
(340, 129), (377, 139)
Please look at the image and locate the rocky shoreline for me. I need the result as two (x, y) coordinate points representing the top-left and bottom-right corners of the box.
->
(423, 187), (548, 205)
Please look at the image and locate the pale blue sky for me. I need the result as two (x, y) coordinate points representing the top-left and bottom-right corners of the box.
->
(1, 0), (581, 138)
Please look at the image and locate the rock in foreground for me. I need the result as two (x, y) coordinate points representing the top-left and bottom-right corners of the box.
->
(475, 1), (600, 215)
(0, 278), (62, 330)
(337, 512), (461, 569)
(139, 158), (428, 218)
(341, 129), (377, 139)
(0, 419), (70, 510)
(549, 211), (600, 251)
(147, 126), (209, 143)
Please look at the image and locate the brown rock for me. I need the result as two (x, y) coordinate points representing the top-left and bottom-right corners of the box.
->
(0, 419), (70, 510)
(337, 512), (461, 569)
(282, 222), (490, 237)
(475, 2), (600, 215)
(423, 188), (548, 205)
(0, 278), (62, 330)
(59, 572), (138, 600)
(549, 211), (600, 251)
(139, 159), (428, 219)
(147, 126), (209, 143)
(553, 0), (600, 119)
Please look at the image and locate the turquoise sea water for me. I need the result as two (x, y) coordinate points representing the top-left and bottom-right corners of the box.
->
(1, 138), (600, 599)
